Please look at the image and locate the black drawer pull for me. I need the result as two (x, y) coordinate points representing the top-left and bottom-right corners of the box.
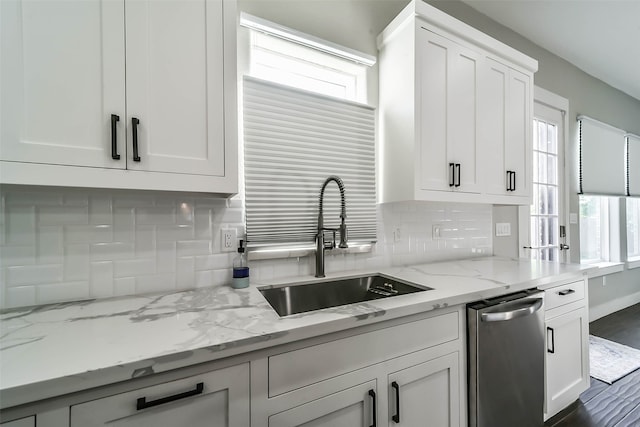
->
(558, 289), (575, 296)
(132, 117), (141, 162)
(511, 171), (516, 191)
(547, 327), (555, 354)
(455, 163), (461, 187)
(391, 381), (400, 423)
(136, 382), (204, 410)
(369, 389), (377, 427)
(110, 114), (120, 160)
(506, 171), (512, 191)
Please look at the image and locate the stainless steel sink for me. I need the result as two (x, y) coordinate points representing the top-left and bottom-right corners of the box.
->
(259, 274), (431, 317)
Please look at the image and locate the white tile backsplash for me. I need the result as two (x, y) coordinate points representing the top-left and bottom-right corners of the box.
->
(0, 185), (492, 309)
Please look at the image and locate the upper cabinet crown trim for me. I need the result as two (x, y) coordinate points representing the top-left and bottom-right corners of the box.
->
(377, 0), (538, 73)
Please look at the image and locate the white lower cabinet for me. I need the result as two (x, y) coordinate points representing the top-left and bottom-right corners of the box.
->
(543, 279), (590, 420)
(254, 308), (464, 427)
(70, 363), (249, 427)
(0, 417), (35, 427)
(388, 352), (460, 427)
(269, 380), (378, 427)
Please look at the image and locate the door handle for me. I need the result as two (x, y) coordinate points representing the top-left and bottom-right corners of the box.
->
(480, 298), (543, 322)
(110, 114), (121, 160)
(455, 163), (461, 187)
(560, 244), (570, 250)
(449, 163), (455, 187)
(547, 327), (555, 353)
(506, 171), (512, 191)
(391, 381), (400, 423)
(369, 389), (377, 427)
(512, 171), (516, 191)
(136, 382), (204, 410)
(132, 117), (141, 162)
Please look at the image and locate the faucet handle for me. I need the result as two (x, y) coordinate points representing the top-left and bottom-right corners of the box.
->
(322, 229), (336, 250)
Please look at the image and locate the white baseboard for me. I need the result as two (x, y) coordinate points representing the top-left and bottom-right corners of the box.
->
(589, 289), (640, 322)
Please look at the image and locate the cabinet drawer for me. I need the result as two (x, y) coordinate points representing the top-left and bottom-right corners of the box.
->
(70, 363), (249, 427)
(545, 280), (585, 311)
(268, 310), (459, 397)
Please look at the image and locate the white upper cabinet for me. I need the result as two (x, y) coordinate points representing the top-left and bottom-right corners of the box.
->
(125, 0), (225, 176)
(378, 0), (537, 205)
(419, 30), (481, 195)
(480, 58), (532, 202)
(0, 0), (126, 169)
(0, 0), (237, 194)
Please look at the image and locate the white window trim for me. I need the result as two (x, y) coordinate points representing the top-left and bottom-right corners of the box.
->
(240, 12), (376, 66)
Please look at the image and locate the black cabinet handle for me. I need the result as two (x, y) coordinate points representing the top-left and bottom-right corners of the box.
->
(506, 171), (512, 191)
(558, 289), (575, 296)
(391, 381), (400, 423)
(136, 382), (204, 410)
(512, 171), (516, 191)
(455, 163), (461, 187)
(369, 389), (377, 427)
(547, 327), (555, 354)
(132, 117), (141, 162)
(449, 163), (455, 187)
(110, 114), (120, 160)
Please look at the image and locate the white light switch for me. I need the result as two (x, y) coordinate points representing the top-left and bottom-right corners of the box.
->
(569, 213), (578, 224)
(495, 222), (511, 237)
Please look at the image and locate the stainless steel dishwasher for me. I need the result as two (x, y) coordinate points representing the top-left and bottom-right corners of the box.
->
(468, 289), (545, 427)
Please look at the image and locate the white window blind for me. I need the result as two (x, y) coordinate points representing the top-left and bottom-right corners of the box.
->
(627, 133), (640, 196)
(243, 76), (376, 248)
(578, 115), (626, 196)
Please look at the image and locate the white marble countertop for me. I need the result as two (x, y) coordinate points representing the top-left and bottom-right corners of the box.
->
(0, 256), (592, 410)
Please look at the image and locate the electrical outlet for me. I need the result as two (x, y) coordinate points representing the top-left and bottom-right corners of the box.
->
(495, 222), (511, 237)
(221, 229), (237, 252)
(432, 224), (442, 239)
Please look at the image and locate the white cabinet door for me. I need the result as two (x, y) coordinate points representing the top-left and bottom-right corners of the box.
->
(481, 59), (532, 200)
(505, 67), (531, 198)
(70, 364), (249, 427)
(479, 59), (508, 196)
(418, 29), (481, 194)
(545, 306), (590, 419)
(125, 0), (225, 176)
(388, 352), (460, 427)
(0, 417), (34, 427)
(268, 381), (377, 427)
(0, 0), (126, 169)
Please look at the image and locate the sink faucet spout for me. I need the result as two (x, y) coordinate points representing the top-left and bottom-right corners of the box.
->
(316, 175), (348, 277)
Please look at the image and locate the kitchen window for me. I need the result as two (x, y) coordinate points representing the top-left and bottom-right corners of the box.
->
(627, 198), (640, 265)
(240, 14), (377, 255)
(241, 13), (373, 104)
(579, 195), (610, 264)
(579, 196), (623, 275)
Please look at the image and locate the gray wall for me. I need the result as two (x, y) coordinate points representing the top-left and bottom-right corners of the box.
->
(237, 0), (640, 316)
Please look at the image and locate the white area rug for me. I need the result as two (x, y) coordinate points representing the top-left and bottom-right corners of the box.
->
(589, 335), (640, 384)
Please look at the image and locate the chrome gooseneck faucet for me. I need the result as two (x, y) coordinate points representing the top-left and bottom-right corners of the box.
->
(315, 176), (348, 278)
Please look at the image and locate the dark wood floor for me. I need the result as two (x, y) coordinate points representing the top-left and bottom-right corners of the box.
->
(545, 303), (640, 427)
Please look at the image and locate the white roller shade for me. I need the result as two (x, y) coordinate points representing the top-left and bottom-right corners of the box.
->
(243, 76), (377, 247)
(578, 115), (626, 196)
(628, 133), (640, 197)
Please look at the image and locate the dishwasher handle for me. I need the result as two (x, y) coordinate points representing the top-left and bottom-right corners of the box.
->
(480, 298), (543, 322)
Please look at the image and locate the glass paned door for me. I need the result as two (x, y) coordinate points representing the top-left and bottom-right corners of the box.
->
(520, 90), (568, 262)
(531, 118), (560, 261)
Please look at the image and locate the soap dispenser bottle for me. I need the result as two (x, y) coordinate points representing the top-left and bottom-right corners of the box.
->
(232, 240), (250, 289)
